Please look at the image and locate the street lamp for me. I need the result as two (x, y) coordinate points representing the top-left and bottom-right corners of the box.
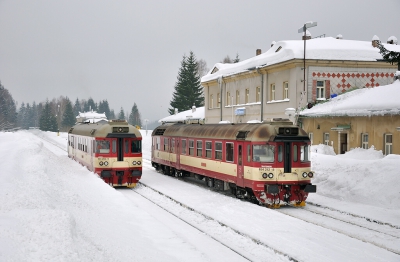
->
(298, 21), (317, 92)
(144, 119), (149, 135)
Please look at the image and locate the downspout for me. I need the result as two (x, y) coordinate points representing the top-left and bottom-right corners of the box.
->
(256, 68), (264, 121)
(218, 76), (224, 122)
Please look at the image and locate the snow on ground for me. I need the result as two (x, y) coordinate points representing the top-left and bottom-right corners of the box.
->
(0, 129), (399, 261)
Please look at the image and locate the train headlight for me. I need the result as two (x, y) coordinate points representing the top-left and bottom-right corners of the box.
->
(308, 172), (314, 178)
(268, 173), (274, 179)
(302, 172), (308, 178)
(132, 161), (137, 165)
(99, 161), (103, 166)
(137, 161), (141, 165)
(262, 173), (268, 179)
(104, 161), (108, 166)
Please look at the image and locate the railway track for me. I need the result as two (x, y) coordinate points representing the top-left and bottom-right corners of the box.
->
(130, 181), (297, 262)
(142, 158), (400, 256)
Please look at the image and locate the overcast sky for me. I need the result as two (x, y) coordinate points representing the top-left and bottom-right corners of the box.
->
(0, 0), (398, 122)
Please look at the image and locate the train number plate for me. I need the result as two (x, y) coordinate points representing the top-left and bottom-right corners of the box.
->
(259, 167), (271, 172)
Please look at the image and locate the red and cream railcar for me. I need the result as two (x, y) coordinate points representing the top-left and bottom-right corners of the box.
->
(151, 120), (316, 207)
(68, 119), (142, 187)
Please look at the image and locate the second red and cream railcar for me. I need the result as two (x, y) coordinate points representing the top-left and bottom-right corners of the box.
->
(68, 119), (142, 187)
(151, 120), (316, 208)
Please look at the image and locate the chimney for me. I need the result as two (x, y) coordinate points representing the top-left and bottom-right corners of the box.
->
(336, 34), (343, 39)
(372, 35), (380, 47)
(174, 108), (178, 115)
(256, 49), (262, 56)
(192, 105), (196, 113)
(387, 36), (398, 45)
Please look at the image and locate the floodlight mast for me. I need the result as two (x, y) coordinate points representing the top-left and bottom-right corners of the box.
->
(298, 22), (317, 92)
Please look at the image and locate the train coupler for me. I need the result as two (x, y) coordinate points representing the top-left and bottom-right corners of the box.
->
(293, 201), (306, 207)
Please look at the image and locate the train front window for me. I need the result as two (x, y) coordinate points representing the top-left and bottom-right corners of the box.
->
(253, 144), (275, 162)
(131, 140), (141, 153)
(96, 140), (110, 154)
(300, 145), (310, 162)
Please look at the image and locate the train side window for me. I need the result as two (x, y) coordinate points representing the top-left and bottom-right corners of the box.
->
(189, 140), (194, 156)
(171, 139), (175, 153)
(226, 142), (234, 162)
(253, 144), (274, 162)
(132, 140), (141, 153)
(181, 139), (186, 155)
(215, 142), (222, 160)
(300, 145), (310, 162)
(205, 141), (212, 158)
(197, 141), (202, 157)
(247, 145), (251, 162)
(156, 137), (160, 150)
(164, 138), (169, 152)
(278, 145), (283, 162)
(112, 140), (116, 153)
(293, 145), (298, 162)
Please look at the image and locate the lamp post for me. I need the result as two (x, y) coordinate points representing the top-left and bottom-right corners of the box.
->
(144, 119), (149, 135)
(298, 21), (317, 92)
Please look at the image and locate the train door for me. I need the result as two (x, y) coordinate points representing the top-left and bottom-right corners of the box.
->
(284, 142), (292, 173)
(236, 142), (244, 187)
(117, 138), (123, 161)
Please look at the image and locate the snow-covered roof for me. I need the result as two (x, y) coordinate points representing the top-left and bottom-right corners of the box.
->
(158, 107), (205, 123)
(300, 80), (400, 117)
(76, 111), (107, 123)
(202, 37), (393, 83)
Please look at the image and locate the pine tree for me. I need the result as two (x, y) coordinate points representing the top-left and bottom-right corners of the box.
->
(0, 81), (17, 129)
(17, 102), (26, 128)
(377, 42), (400, 70)
(73, 98), (81, 116)
(25, 103), (35, 129)
(169, 51), (204, 114)
(109, 109), (116, 119)
(118, 107), (125, 120)
(87, 98), (97, 111)
(128, 103), (142, 126)
(98, 100), (111, 119)
(62, 97), (76, 129)
(39, 100), (58, 132)
(233, 53), (240, 63)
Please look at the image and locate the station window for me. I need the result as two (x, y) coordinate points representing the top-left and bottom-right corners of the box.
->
(384, 134), (393, 155)
(245, 88), (249, 103)
(270, 84), (276, 100)
(189, 140), (194, 156)
(205, 141), (212, 158)
(256, 87), (261, 102)
(217, 93), (220, 108)
(361, 133), (368, 149)
(283, 81), (289, 99)
(197, 140), (202, 157)
(181, 139), (186, 155)
(215, 142), (222, 160)
(226, 142), (234, 162)
(324, 133), (330, 145)
(236, 90), (240, 105)
(209, 94), (213, 109)
(226, 91), (231, 105)
(317, 81), (325, 99)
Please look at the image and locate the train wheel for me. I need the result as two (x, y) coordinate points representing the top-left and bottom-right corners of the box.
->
(174, 169), (180, 177)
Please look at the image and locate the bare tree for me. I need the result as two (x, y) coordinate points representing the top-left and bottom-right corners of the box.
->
(196, 59), (209, 78)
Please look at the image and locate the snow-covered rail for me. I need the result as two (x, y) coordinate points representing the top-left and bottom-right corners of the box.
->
(277, 204), (400, 255)
(131, 181), (297, 262)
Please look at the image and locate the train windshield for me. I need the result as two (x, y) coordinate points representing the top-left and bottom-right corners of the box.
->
(131, 140), (141, 153)
(253, 144), (275, 162)
(96, 140), (110, 154)
(300, 144), (310, 162)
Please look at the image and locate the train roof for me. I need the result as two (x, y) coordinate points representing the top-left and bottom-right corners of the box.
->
(152, 121), (309, 142)
(69, 120), (142, 138)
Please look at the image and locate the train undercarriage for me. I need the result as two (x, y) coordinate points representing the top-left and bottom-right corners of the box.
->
(151, 162), (313, 208)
